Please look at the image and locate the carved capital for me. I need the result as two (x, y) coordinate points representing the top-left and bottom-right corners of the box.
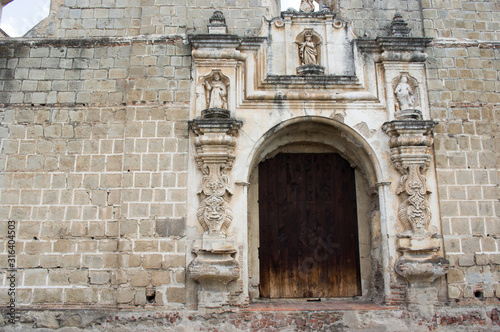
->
(383, 120), (436, 173)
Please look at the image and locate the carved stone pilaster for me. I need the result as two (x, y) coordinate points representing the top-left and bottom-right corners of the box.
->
(383, 119), (449, 315)
(190, 109), (242, 236)
(383, 120), (436, 238)
(188, 108), (242, 310)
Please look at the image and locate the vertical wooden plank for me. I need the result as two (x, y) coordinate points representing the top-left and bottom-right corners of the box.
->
(302, 154), (314, 297)
(317, 154), (332, 298)
(306, 154), (320, 297)
(278, 154), (290, 297)
(270, 154), (285, 298)
(288, 154), (304, 297)
(258, 160), (270, 298)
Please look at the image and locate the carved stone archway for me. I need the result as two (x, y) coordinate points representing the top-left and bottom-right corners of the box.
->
(246, 116), (388, 302)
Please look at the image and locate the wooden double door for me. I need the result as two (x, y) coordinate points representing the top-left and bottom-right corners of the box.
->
(258, 153), (361, 298)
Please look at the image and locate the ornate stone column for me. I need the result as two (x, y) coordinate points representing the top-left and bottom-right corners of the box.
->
(187, 108), (242, 310)
(383, 103), (449, 316)
(186, 11), (246, 311)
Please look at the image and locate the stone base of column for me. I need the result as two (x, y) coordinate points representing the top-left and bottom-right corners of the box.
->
(188, 235), (240, 311)
(407, 286), (438, 319)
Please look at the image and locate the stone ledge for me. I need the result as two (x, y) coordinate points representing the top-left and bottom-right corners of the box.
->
(264, 74), (358, 86)
(0, 35), (187, 48)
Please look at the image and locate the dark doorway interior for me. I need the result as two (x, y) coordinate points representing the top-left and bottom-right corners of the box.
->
(259, 153), (361, 298)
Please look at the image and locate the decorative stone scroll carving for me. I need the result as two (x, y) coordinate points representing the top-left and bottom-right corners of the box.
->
(383, 120), (436, 238)
(396, 164), (431, 236)
(383, 118), (449, 316)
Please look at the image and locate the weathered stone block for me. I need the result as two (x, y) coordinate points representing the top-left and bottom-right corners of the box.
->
(166, 287), (185, 303)
(130, 271), (150, 287)
(33, 288), (62, 303)
(156, 218), (185, 237)
(163, 254), (185, 269)
(65, 288), (97, 303)
(116, 288), (134, 304)
(459, 255), (475, 267)
(143, 254), (163, 269)
(90, 271), (111, 285)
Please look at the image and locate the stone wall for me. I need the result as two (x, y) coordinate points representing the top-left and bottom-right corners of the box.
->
(27, 0), (274, 38)
(423, 0), (500, 304)
(0, 38), (190, 307)
(338, 0), (424, 37)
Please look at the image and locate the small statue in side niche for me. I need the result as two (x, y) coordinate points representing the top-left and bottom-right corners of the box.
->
(300, 0), (315, 13)
(394, 75), (415, 111)
(204, 72), (228, 109)
(297, 32), (319, 66)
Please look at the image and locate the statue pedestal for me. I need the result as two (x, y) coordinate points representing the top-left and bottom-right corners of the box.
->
(296, 64), (325, 75)
(395, 108), (422, 120)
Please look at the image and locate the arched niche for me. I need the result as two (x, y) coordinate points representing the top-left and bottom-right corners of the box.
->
(246, 116), (385, 301)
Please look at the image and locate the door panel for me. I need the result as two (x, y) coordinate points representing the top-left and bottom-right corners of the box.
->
(259, 153), (361, 298)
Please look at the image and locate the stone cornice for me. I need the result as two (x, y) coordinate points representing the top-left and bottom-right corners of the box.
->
(0, 35), (186, 47)
(188, 34), (241, 49)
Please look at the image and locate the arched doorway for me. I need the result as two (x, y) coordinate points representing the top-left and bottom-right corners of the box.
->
(246, 116), (384, 300)
(259, 152), (361, 298)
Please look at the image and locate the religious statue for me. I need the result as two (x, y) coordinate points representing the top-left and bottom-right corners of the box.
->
(297, 32), (319, 66)
(204, 72), (228, 109)
(394, 75), (415, 111)
(300, 0), (315, 13)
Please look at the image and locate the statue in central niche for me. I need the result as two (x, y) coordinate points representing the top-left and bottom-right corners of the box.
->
(298, 32), (319, 65)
